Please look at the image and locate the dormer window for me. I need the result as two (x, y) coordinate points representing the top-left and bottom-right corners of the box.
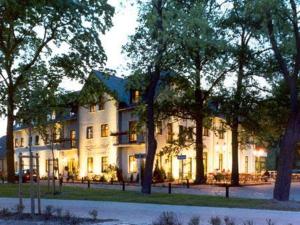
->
(98, 97), (105, 110)
(130, 90), (140, 104)
(35, 135), (40, 145)
(89, 104), (96, 112)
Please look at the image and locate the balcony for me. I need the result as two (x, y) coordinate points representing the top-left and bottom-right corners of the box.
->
(112, 132), (145, 146)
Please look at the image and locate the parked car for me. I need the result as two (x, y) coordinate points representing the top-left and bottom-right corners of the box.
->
(15, 169), (37, 183)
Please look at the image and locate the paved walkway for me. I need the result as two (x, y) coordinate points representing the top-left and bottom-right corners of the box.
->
(60, 181), (300, 201)
(0, 198), (299, 225)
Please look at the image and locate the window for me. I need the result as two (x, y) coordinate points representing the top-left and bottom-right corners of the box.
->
(219, 153), (223, 170)
(130, 90), (140, 104)
(86, 126), (93, 139)
(70, 130), (76, 148)
(45, 134), (50, 145)
(245, 156), (249, 173)
(203, 152), (208, 174)
(14, 138), (19, 148)
(128, 155), (137, 173)
(156, 121), (163, 135)
(129, 121), (137, 142)
(45, 159), (49, 172)
(167, 123), (173, 143)
(203, 128), (209, 136)
(35, 135), (40, 145)
(188, 127), (193, 140)
(89, 104), (96, 112)
(101, 124), (109, 137)
(87, 157), (93, 173)
(98, 97), (105, 110)
(255, 156), (266, 173)
(178, 125), (185, 144)
(101, 156), (108, 172)
(218, 131), (224, 139)
(20, 138), (24, 147)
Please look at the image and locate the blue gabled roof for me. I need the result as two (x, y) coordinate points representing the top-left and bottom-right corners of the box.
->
(94, 71), (130, 105)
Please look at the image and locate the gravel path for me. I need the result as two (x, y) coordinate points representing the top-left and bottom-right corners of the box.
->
(0, 198), (300, 225)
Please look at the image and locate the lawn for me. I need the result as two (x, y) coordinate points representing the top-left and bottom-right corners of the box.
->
(0, 184), (299, 211)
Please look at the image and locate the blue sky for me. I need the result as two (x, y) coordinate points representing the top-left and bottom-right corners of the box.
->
(0, 0), (138, 136)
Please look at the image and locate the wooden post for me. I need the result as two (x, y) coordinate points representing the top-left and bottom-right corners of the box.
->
(47, 159), (50, 192)
(81, 177), (84, 184)
(122, 181), (125, 191)
(186, 179), (190, 189)
(29, 152), (35, 216)
(18, 153), (23, 210)
(36, 153), (41, 214)
(88, 179), (90, 189)
(225, 185), (229, 198)
(168, 183), (171, 194)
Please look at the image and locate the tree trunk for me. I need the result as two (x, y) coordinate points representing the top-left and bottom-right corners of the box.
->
(231, 119), (239, 186)
(6, 86), (15, 183)
(194, 89), (206, 184)
(142, 97), (157, 194)
(273, 112), (300, 201)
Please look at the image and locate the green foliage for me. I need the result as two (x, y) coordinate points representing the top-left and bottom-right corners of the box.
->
(153, 163), (166, 183)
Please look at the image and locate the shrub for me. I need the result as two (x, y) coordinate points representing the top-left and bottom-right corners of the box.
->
(153, 164), (166, 183)
(266, 219), (275, 225)
(243, 221), (254, 225)
(188, 216), (200, 225)
(44, 205), (54, 220)
(89, 209), (98, 221)
(99, 175), (107, 182)
(15, 204), (24, 214)
(152, 212), (182, 225)
(214, 173), (225, 182)
(55, 207), (63, 217)
(116, 167), (123, 182)
(224, 216), (235, 225)
(209, 216), (222, 225)
(0, 208), (11, 216)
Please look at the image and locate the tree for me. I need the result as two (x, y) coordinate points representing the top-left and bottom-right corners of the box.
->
(0, 1), (114, 182)
(124, 0), (171, 194)
(159, 0), (231, 184)
(218, 0), (267, 186)
(257, 0), (300, 201)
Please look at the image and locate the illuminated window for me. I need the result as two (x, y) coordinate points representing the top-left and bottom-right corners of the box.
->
(255, 157), (266, 173)
(87, 157), (93, 173)
(129, 121), (137, 142)
(101, 124), (109, 137)
(245, 156), (249, 173)
(128, 155), (137, 173)
(86, 126), (93, 139)
(167, 123), (173, 143)
(101, 156), (108, 172)
(45, 159), (49, 172)
(89, 104), (96, 112)
(219, 153), (223, 170)
(70, 130), (76, 148)
(203, 128), (209, 136)
(130, 90), (140, 104)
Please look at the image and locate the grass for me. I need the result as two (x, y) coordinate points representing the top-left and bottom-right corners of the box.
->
(0, 184), (299, 211)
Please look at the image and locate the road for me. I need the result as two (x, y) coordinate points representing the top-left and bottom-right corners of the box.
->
(0, 198), (299, 225)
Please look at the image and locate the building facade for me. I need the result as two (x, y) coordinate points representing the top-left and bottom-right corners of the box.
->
(13, 71), (267, 181)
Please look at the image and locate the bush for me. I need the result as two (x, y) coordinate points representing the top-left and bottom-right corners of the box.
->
(209, 216), (222, 225)
(116, 167), (123, 182)
(188, 216), (200, 225)
(153, 164), (166, 183)
(152, 212), (182, 225)
(99, 175), (107, 182)
(89, 209), (98, 221)
(214, 173), (225, 182)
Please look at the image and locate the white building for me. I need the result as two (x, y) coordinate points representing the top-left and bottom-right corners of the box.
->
(13, 71), (267, 181)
